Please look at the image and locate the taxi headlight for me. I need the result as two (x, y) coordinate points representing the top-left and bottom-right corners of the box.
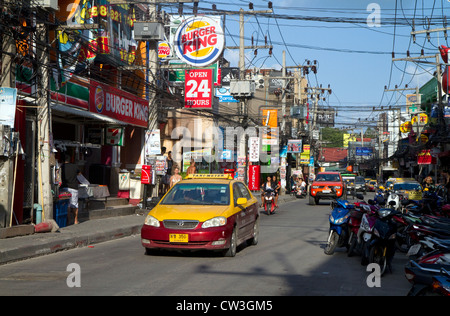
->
(144, 215), (160, 227)
(202, 216), (227, 228)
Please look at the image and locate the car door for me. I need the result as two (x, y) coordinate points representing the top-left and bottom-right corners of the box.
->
(234, 182), (256, 241)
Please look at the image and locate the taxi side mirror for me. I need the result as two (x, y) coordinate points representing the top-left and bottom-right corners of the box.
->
(236, 198), (247, 205)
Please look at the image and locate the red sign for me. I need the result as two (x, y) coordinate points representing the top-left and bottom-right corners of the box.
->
(141, 165), (152, 184)
(248, 165), (261, 191)
(89, 80), (149, 128)
(184, 69), (213, 109)
(417, 150), (437, 165)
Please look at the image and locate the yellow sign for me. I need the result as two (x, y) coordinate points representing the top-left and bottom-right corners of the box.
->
(417, 134), (428, 143)
(262, 109), (278, 127)
(186, 174), (233, 180)
(400, 121), (412, 133)
(411, 113), (428, 125)
(343, 134), (356, 148)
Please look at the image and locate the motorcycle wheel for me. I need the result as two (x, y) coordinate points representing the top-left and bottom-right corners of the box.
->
(266, 202), (272, 215)
(369, 245), (387, 276)
(347, 235), (357, 257)
(324, 231), (339, 255)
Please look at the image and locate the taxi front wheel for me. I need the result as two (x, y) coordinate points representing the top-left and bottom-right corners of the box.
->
(223, 227), (237, 257)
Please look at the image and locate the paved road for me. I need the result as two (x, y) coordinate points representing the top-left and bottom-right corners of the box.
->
(0, 196), (412, 296)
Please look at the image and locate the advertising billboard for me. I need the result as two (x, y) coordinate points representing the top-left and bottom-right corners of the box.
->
(173, 16), (224, 67)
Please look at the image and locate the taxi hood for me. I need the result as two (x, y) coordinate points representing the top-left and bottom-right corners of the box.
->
(150, 204), (231, 222)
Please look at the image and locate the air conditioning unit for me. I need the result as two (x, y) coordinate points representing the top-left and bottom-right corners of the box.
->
(34, 0), (58, 10)
(256, 76), (265, 89)
(134, 22), (164, 41)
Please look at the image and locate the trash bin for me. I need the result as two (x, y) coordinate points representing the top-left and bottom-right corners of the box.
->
(54, 195), (71, 228)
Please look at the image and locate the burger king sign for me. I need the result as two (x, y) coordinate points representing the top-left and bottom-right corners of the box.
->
(174, 16), (224, 67)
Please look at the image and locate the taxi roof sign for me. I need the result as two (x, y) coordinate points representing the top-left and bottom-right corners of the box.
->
(186, 174), (233, 180)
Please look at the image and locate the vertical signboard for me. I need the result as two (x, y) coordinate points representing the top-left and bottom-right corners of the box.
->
(184, 69), (213, 109)
(248, 165), (261, 191)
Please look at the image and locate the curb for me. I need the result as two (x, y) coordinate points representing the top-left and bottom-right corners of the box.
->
(0, 216), (144, 265)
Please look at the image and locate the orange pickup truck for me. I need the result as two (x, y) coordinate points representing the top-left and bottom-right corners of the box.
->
(309, 172), (346, 205)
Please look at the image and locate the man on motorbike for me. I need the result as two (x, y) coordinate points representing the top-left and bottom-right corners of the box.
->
(260, 176), (274, 208)
(423, 176), (435, 192)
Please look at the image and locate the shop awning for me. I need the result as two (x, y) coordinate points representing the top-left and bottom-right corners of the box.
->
(51, 103), (126, 125)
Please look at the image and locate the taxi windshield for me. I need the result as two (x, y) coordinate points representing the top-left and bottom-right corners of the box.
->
(161, 183), (230, 205)
(393, 183), (421, 191)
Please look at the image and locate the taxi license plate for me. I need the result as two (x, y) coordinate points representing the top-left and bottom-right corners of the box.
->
(169, 234), (189, 243)
(322, 189), (331, 194)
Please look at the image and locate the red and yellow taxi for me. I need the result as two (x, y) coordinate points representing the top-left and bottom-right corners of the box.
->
(141, 174), (259, 257)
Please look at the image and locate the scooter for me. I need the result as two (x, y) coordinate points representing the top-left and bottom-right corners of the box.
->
(413, 236), (450, 259)
(386, 191), (404, 211)
(347, 194), (369, 257)
(295, 186), (306, 198)
(358, 202), (380, 264)
(368, 207), (401, 275)
(263, 188), (276, 215)
(405, 253), (450, 296)
(430, 268), (450, 296)
(290, 183), (297, 196)
(324, 199), (354, 255)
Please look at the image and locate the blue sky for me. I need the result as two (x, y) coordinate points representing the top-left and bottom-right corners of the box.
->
(214, 0), (448, 129)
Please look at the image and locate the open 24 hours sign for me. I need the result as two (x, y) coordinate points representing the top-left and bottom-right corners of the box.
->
(184, 69), (213, 109)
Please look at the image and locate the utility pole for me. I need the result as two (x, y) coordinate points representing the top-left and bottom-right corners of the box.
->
(225, 3), (272, 186)
(304, 85), (331, 176)
(36, 7), (53, 221)
(0, 0), (16, 227)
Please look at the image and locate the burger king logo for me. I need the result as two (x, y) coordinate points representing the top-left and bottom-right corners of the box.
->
(174, 16), (224, 67)
(94, 86), (104, 113)
(158, 41), (172, 60)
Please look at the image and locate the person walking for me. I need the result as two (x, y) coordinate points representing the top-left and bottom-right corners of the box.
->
(169, 166), (182, 188)
(61, 156), (81, 225)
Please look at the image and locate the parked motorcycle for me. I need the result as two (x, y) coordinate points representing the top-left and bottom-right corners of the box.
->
(430, 268), (450, 296)
(405, 252), (450, 296)
(324, 199), (354, 255)
(263, 187), (276, 215)
(347, 195), (370, 257)
(386, 191), (404, 211)
(358, 202), (380, 264)
(392, 210), (422, 253)
(367, 207), (401, 275)
(413, 236), (450, 259)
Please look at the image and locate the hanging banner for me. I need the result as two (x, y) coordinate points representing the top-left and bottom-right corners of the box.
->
(248, 137), (260, 162)
(145, 129), (161, 156)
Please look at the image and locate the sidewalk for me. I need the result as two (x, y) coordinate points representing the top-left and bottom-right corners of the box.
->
(0, 193), (297, 265)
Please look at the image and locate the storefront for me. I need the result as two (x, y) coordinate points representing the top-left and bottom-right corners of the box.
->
(51, 78), (149, 202)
